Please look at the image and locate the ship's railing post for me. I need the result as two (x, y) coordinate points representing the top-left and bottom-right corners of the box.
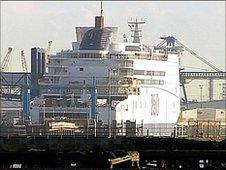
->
(7, 127), (10, 139)
(159, 127), (161, 137)
(174, 124), (177, 138)
(181, 125), (184, 137)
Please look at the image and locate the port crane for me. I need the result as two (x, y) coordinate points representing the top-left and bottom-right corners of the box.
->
(2, 50), (29, 99)
(46, 41), (53, 63)
(45, 41), (53, 73)
(20, 50), (28, 72)
(157, 36), (222, 72)
(175, 37), (224, 103)
(157, 36), (225, 107)
(175, 40), (222, 72)
(1, 47), (13, 72)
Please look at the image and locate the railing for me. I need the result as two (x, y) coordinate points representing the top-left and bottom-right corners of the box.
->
(109, 53), (168, 61)
(46, 72), (68, 76)
(47, 64), (67, 68)
(39, 107), (89, 113)
(1, 123), (225, 140)
(180, 72), (226, 79)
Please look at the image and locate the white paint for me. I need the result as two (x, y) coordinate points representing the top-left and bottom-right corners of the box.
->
(35, 38), (181, 132)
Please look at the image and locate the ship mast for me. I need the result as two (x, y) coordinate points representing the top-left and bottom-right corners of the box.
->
(100, 0), (103, 16)
(95, 0), (104, 29)
(128, 18), (145, 43)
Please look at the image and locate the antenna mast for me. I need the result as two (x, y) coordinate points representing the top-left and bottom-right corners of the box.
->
(95, 1), (104, 29)
(128, 18), (145, 43)
(101, 0), (103, 16)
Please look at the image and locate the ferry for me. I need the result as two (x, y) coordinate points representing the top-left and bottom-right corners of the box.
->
(30, 6), (183, 136)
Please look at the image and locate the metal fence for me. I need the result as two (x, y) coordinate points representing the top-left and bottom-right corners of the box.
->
(1, 121), (226, 140)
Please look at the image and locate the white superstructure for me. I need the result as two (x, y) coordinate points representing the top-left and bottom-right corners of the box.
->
(31, 12), (183, 135)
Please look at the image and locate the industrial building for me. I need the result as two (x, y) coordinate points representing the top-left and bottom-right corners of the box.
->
(177, 108), (226, 140)
(31, 48), (46, 99)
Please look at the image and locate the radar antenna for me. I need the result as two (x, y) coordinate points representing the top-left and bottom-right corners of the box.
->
(128, 17), (145, 43)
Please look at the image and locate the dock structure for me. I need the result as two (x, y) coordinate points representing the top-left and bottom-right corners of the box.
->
(0, 3), (225, 169)
(0, 136), (226, 168)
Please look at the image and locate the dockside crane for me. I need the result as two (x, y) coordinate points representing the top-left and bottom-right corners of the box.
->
(20, 50), (28, 72)
(157, 36), (224, 106)
(158, 36), (223, 72)
(45, 41), (53, 73)
(46, 41), (52, 61)
(175, 39), (222, 72)
(1, 47), (13, 72)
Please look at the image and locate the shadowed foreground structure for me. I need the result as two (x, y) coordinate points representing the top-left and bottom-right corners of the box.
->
(0, 136), (226, 169)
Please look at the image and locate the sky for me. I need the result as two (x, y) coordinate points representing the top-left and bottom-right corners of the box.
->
(1, 1), (225, 100)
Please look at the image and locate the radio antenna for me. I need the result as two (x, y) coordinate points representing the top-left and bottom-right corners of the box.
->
(100, 0), (103, 16)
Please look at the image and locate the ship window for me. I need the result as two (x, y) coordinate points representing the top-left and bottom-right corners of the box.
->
(79, 68), (84, 71)
(134, 70), (145, 75)
(140, 79), (164, 85)
(125, 46), (141, 51)
(134, 70), (165, 76)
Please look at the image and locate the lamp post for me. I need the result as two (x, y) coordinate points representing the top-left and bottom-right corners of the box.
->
(108, 68), (117, 138)
(43, 99), (46, 125)
(108, 69), (112, 137)
(86, 105), (90, 139)
(199, 85), (203, 108)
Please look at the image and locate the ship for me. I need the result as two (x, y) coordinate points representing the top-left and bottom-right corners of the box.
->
(30, 5), (184, 136)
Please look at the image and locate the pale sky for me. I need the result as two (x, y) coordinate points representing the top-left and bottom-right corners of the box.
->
(1, 1), (225, 100)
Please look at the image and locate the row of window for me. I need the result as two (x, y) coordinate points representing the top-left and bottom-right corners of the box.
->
(55, 53), (103, 59)
(149, 55), (168, 61)
(109, 53), (168, 61)
(134, 70), (165, 76)
(109, 68), (166, 79)
(140, 79), (164, 85)
(52, 50), (169, 61)
(125, 46), (141, 51)
(77, 53), (104, 58)
(115, 60), (134, 67)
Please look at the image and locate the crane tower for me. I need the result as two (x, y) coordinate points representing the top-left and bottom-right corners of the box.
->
(21, 50), (28, 72)
(1, 47), (13, 72)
